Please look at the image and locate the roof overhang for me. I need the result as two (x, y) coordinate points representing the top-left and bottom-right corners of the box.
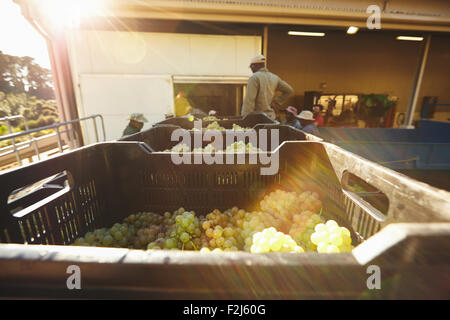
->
(14, 0), (450, 33)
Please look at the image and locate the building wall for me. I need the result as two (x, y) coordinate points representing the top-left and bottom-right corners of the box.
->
(66, 30), (261, 140)
(267, 28), (450, 125)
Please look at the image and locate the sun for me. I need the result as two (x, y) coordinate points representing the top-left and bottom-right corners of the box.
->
(40, 0), (106, 29)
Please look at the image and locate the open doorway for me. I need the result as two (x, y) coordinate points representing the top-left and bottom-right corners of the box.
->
(173, 83), (245, 116)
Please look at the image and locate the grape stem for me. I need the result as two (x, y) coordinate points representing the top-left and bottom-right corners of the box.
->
(190, 241), (198, 251)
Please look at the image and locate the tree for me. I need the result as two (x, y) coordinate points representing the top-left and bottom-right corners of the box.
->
(0, 50), (54, 99)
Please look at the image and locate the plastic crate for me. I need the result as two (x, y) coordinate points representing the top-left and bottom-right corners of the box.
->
(0, 141), (449, 299)
(153, 112), (277, 129)
(120, 124), (312, 151)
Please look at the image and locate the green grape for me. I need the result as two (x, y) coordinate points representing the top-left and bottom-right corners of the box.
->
(328, 225), (342, 236)
(85, 232), (95, 244)
(329, 233), (343, 246)
(102, 235), (113, 246)
(74, 237), (85, 246)
(213, 228), (223, 239)
(326, 244), (340, 253)
(224, 227), (234, 237)
(317, 242), (328, 253)
(119, 237), (128, 247)
(205, 228), (214, 238)
(224, 239), (233, 248)
(325, 220), (338, 228)
(186, 223), (195, 234)
(216, 237), (225, 247)
(202, 221), (211, 230)
(341, 227), (351, 237)
(113, 230), (124, 241)
(165, 238), (178, 249)
(180, 232), (190, 243)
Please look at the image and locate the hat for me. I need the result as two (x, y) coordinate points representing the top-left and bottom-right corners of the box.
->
(129, 113), (148, 123)
(209, 110), (217, 116)
(296, 110), (315, 121)
(250, 54), (266, 65)
(284, 106), (298, 116)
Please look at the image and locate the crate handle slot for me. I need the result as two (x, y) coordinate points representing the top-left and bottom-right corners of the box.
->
(138, 142), (154, 154)
(8, 170), (73, 217)
(341, 171), (389, 218)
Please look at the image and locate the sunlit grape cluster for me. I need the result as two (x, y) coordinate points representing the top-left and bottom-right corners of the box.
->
(260, 190), (322, 229)
(250, 227), (304, 253)
(310, 220), (353, 253)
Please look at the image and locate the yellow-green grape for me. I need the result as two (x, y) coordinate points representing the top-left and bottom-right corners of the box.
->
(311, 220), (353, 253)
(251, 227), (305, 253)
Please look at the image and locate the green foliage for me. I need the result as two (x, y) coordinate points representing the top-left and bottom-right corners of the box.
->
(0, 91), (59, 146)
(0, 50), (54, 99)
(0, 51), (58, 148)
(357, 94), (397, 127)
(0, 129), (55, 149)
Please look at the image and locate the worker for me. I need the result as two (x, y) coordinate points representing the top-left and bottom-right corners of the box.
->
(122, 113), (148, 137)
(241, 54), (294, 120)
(312, 104), (325, 127)
(185, 106), (208, 118)
(296, 110), (319, 135)
(283, 106), (302, 129)
(174, 91), (192, 116)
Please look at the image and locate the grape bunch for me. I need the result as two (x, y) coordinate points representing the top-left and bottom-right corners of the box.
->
(219, 141), (262, 153)
(72, 188), (354, 254)
(260, 190), (322, 232)
(288, 210), (325, 251)
(310, 220), (353, 253)
(250, 227), (304, 253)
(203, 116), (219, 121)
(147, 208), (202, 250)
(164, 143), (190, 153)
(231, 123), (252, 131)
(74, 222), (136, 248)
(200, 208), (241, 251)
(205, 121), (226, 131)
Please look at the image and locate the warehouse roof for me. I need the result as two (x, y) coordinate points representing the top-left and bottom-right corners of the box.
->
(14, 0), (450, 33)
(161, 0), (449, 17)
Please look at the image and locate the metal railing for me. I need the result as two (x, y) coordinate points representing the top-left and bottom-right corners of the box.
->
(0, 115), (34, 165)
(0, 114), (105, 167)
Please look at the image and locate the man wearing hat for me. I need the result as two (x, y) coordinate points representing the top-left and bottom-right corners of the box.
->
(241, 54), (294, 120)
(122, 113), (148, 137)
(296, 110), (319, 135)
(282, 106), (302, 129)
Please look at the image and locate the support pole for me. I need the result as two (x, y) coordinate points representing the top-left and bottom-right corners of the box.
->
(263, 25), (268, 58)
(402, 34), (431, 128)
